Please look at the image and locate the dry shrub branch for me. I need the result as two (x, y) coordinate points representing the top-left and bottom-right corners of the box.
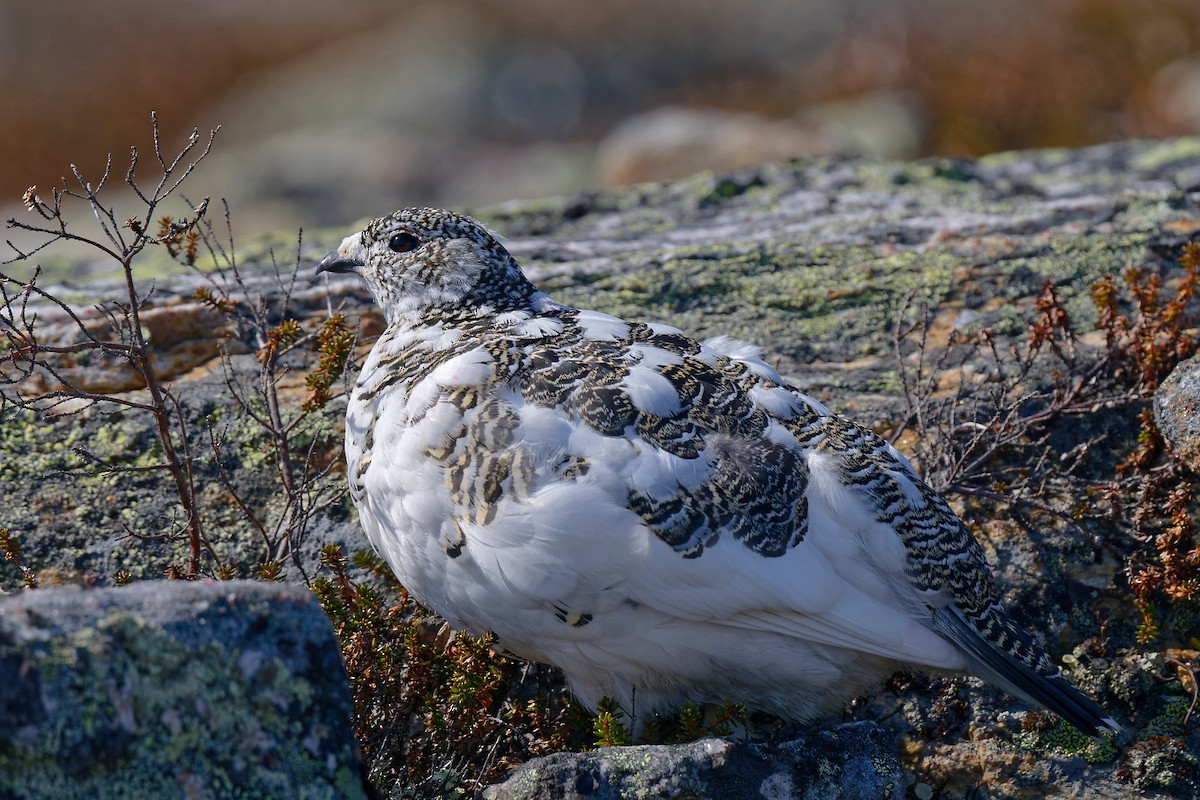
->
(2, 113), (217, 575)
(894, 242), (1200, 644)
(189, 203), (353, 580)
(0, 114), (353, 581)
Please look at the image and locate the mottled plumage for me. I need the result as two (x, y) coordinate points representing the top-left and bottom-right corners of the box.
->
(318, 207), (1119, 736)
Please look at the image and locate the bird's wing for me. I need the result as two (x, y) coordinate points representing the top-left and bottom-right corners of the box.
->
(471, 317), (968, 665)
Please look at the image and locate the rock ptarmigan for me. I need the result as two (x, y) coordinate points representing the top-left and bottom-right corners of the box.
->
(318, 207), (1120, 737)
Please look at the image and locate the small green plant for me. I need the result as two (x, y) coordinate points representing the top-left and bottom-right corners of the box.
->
(255, 560), (286, 581)
(591, 697), (633, 748)
(640, 701), (748, 745)
(305, 312), (356, 412)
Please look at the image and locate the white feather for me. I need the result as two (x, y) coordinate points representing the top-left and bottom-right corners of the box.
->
(621, 368), (683, 417)
(576, 309), (631, 340)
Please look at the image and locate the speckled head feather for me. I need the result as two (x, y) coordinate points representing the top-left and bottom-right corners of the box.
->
(317, 207), (541, 321)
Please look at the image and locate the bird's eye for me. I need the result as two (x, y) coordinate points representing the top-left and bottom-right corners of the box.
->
(388, 232), (421, 253)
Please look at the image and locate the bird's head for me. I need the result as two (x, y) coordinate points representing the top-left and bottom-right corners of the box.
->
(316, 207), (539, 321)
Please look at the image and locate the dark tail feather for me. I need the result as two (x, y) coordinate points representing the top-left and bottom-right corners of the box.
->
(933, 606), (1122, 738)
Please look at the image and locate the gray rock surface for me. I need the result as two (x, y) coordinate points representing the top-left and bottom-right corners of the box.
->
(7, 138), (1200, 797)
(1155, 353), (1200, 471)
(483, 722), (903, 800)
(0, 581), (367, 800)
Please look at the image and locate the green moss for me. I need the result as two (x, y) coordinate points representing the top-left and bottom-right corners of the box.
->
(1013, 720), (1119, 764)
(1140, 695), (1194, 740)
(1161, 599), (1200, 646)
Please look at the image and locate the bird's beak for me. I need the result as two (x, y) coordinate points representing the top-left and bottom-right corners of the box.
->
(316, 251), (364, 275)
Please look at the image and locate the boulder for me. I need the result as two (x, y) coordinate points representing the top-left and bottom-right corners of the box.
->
(0, 581), (367, 800)
(483, 722), (904, 800)
(1155, 354), (1200, 472)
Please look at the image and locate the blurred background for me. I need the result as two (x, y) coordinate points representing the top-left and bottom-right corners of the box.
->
(5, 0), (1200, 235)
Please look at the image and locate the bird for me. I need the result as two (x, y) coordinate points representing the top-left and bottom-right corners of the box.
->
(317, 206), (1120, 738)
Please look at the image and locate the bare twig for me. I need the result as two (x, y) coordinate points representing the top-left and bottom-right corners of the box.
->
(1165, 657), (1198, 733)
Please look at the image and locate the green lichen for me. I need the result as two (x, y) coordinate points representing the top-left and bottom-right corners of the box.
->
(1131, 138), (1200, 173)
(1118, 737), (1200, 795)
(1140, 695), (1194, 740)
(0, 607), (365, 800)
(0, 408), (87, 481)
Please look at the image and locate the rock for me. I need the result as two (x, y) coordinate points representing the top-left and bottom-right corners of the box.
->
(483, 722), (903, 800)
(1117, 737), (1200, 795)
(7, 138), (1200, 798)
(1155, 354), (1200, 471)
(596, 107), (832, 188)
(18, 301), (242, 395)
(0, 581), (367, 800)
(1148, 54), (1200, 135)
(799, 91), (925, 160)
(597, 94), (925, 188)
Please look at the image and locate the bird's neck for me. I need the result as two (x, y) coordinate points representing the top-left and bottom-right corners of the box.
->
(383, 289), (558, 329)
(378, 292), (562, 350)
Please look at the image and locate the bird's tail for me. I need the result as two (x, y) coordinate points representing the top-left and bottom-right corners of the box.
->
(932, 605), (1122, 738)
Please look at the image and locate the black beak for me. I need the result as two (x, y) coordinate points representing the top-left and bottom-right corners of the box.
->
(316, 251), (364, 275)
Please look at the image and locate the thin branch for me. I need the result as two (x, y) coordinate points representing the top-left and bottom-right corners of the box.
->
(1166, 657), (1198, 733)
(207, 418), (272, 550)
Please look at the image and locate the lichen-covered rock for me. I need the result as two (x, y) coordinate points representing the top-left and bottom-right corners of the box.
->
(483, 721), (903, 800)
(1116, 737), (1200, 795)
(0, 581), (367, 800)
(1155, 354), (1200, 471)
(6, 138), (1200, 798)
